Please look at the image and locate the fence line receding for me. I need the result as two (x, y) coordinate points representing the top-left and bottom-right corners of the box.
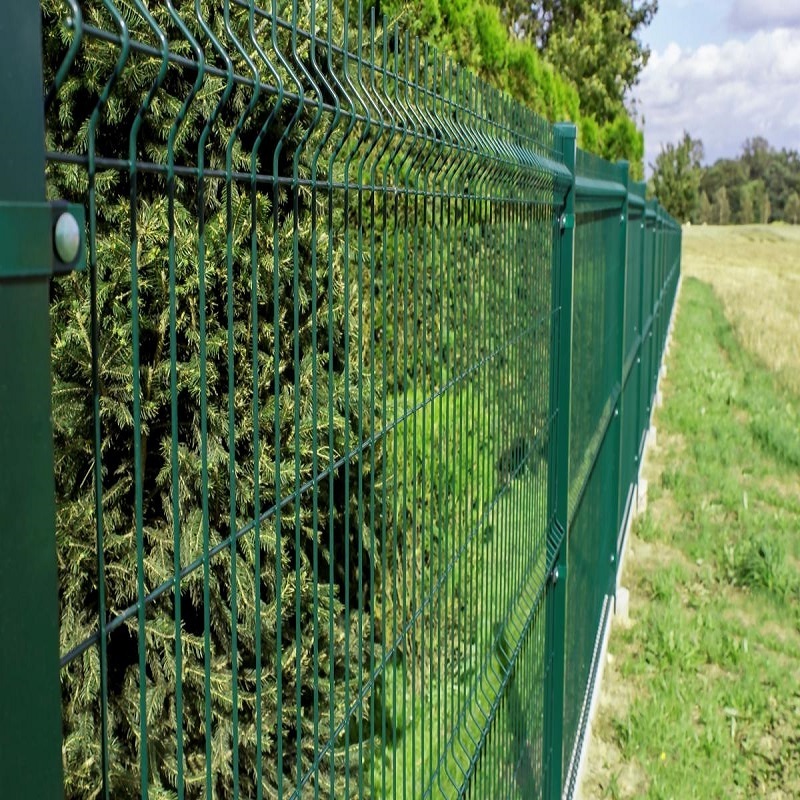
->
(0, 2), (681, 799)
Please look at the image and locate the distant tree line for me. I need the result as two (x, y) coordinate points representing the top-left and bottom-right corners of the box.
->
(650, 132), (800, 225)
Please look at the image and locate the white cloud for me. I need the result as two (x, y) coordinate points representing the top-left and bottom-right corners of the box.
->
(635, 28), (800, 172)
(728, 0), (800, 32)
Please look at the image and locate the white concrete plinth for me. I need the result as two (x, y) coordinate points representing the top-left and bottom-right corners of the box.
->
(637, 478), (648, 515)
(648, 425), (657, 450)
(655, 389), (663, 408)
(615, 586), (631, 627)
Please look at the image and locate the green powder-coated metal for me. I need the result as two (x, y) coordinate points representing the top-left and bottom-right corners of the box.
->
(0, 3), (64, 798)
(2, 3), (682, 798)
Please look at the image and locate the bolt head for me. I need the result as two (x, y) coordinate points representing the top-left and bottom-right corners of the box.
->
(54, 212), (81, 263)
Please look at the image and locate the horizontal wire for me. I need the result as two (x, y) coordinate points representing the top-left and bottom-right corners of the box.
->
(47, 150), (559, 205)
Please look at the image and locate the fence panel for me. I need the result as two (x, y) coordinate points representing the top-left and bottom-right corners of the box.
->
(561, 151), (627, 782)
(0, 3), (681, 798)
(41, 2), (573, 798)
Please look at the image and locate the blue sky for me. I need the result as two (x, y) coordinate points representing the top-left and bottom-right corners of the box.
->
(632, 0), (800, 172)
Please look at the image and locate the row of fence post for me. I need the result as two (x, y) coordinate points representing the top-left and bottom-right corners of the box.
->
(543, 127), (681, 797)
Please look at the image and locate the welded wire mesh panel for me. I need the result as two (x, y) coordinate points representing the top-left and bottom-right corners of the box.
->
(561, 423), (617, 774)
(567, 152), (624, 516)
(561, 149), (625, 772)
(43, 2), (562, 797)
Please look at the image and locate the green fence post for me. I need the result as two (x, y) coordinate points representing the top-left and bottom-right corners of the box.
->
(645, 200), (658, 428)
(0, 3), (65, 797)
(633, 184), (647, 470)
(613, 161), (630, 580)
(544, 121), (577, 800)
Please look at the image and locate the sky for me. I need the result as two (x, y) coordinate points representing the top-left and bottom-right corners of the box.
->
(632, 0), (800, 173)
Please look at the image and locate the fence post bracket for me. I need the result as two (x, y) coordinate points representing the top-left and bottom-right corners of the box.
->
(0, 200), (86, 279)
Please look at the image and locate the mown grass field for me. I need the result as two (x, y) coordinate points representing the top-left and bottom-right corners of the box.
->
(581, 224), (800, 799)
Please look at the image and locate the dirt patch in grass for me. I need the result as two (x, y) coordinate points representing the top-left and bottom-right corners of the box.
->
(580, 653), (649, 800)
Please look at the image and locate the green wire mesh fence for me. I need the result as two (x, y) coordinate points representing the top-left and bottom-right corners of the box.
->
(1, 1), (680, 798)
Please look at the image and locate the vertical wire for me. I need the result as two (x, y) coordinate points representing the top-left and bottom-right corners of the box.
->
(418, 41), (430, 790)
(60, 1), (106, 793)
(461, 68), (480, 790)
(474, 81), (490, 770)
(514, 103), (530, 796)
(80, 3), (131, 793)
(365, 11), (384, 795)
(221, 5), (261, 795)
(399, 30), (413, 800)
(377, 19), (392, 796)
(540, 149), (554, 790)
(517, 120), (534, 796)
(193, 5), (236, 790)
(305, 4), (342, 794)
(341, 8), (353, 789)
(355, 7), (367, 789)
(247, 7), (284, 795)
(349, 6), (373, 787)
(425, 46), (443, 792)
(389, 25), (409, 796)
(431, 47), (451, 793)
(426, 45), (439, 791)
(452, 64), (473, 786)
(284, 0), (319, 790)
(307, 3), (324, 791)
(381, 16), (399, 797)
(436, 53), (449, 794)
(267, 0), (306, 789)
(477, 79), (496, 790)
(496, 91), (513, 800)
(499, 115), (513, 797)
(446, 59), (469, 793)
(126, 4), (170, 794)
(410, 38), (422, 798)
(161, 5), (204, 795)
(324, 4), (340, 790)
(461, 69), (482, 782)
(433, 50), (448, 795)
(330, 4), (360, 791)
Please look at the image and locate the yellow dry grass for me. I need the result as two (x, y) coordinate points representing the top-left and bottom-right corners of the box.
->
(682, 223), (800, 393)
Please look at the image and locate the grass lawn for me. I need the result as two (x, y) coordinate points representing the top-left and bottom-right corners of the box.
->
(581, 225), (800, 799)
